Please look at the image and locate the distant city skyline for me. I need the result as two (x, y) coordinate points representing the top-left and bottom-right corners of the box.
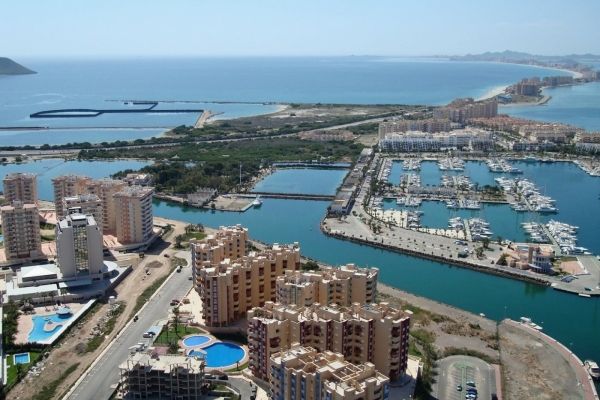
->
(3, 0), (600, 58)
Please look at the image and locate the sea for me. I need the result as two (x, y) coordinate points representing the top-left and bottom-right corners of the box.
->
(0, 56), (582, 146)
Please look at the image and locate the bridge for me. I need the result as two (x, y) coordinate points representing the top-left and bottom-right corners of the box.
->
(244, 192), (335, 201)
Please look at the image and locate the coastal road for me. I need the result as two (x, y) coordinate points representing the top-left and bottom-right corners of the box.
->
(65, 265), (194, 400)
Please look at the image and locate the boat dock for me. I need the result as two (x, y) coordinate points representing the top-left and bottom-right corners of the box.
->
(248, 192), (335, 201)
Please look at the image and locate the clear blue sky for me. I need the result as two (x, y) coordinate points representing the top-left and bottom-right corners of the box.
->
(4, 0), (599, 58)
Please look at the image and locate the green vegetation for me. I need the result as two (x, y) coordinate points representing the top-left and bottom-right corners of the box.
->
(154, 324), (203, 347)
(175, 224), (207, 248)
(2, 301), (20, 348)
(442, 347), (499, 364)
(86, 301), (125, 352)
(31, 363), (80, 400)
(83, 138), (363, 194)
(300, 260), (320, 271)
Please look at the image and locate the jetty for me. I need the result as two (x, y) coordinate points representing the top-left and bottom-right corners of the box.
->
(247, 192), (334, 201)
(30, 101), (203, 118)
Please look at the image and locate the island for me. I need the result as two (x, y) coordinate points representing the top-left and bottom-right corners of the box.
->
(0, 57), (36, 75)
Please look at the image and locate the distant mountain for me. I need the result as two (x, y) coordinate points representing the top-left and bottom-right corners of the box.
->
(0, 57), (36, 75)
(450, 50), (600, 64)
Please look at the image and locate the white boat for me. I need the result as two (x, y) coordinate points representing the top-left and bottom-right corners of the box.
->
(252, 197), (263, 207)
(585, 360), (600, 379)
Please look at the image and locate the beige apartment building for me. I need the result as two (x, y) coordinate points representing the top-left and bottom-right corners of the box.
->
(119, 353), (205, 400)
(3, 172), (38, 204)
(86, 178), (126, 234)
(433, 98), (498, 123)
(63, 194), (104, 232)
(52, 175), (93, 217)
(276, 264), (378, 307)
(113, 186), (154, 245)
(1, 202), (42, 262)
(191, 225), (248, 268)
(270, 345), (390, 400)
(196, 243), (301, 327)
(248, 301), (411, 382)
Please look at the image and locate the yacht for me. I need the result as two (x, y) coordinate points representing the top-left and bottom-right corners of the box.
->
(585, 360), (600, 380)
(252, 196), (263, 207)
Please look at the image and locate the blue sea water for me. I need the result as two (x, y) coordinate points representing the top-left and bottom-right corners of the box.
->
(0, 57), (573, 145)
(502, 81), (600, 131)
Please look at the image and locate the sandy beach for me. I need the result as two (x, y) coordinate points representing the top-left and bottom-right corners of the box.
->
(476, 84), (509, 101)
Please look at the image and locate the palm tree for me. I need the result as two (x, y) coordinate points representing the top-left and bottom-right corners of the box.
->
(172, 307), (180, 335)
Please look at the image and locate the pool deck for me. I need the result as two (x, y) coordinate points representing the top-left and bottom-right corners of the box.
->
(14, 301), (91, 345)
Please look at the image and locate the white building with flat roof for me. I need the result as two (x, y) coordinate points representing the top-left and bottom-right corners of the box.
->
(56, 213), (104, 279)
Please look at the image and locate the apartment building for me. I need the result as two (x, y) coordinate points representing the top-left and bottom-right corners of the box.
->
(119, 353), (205, 400)
(113, 186), (154, 245)
(52, 175), (93, 218)
(0, 202), (42, 262)
(378, 118), (452, 139)
(378, 129), (493, 152)
(86, 178), (126, 234)
(3, 172), (38, 204)
(276, 264), (378, 307)
(55, 213), (104, 279)
(248, 302), (411, 382)
(433, 98), (498, 123)
(519, 123), (580, 144)
(191, 225), (248, 269)
(269, 345), (390, 400)
(195, 243), (301, 327)
(63, 194), (103, 232)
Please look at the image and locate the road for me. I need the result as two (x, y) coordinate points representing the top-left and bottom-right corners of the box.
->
(65, 265), (194, 400)
(432, 355), (497, 400)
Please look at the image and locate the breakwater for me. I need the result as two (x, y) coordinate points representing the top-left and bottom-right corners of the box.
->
(30, 101), (203, 118)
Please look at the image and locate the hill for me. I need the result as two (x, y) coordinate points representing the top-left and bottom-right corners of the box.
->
(0, 57), (36, 75)
(450, 50), (600, 65)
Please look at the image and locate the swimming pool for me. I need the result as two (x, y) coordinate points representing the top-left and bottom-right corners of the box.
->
(182, 334), (211, 347)
(13, 352), (30, 365)
(189, 342), (245, 368)
(29, 313), (73, 342)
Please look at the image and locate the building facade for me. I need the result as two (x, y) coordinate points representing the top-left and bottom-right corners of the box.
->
(3, 172), (38, 204)
(191, 225), (248, 269)
(52, 175), (93, 218)
(270, 346), (390, 400)
(378, 118), (452, 139)
(86, 178), (126, 234)
(55, 213), (104, 279)
(196, 244), (301, 327)
(433, 98), (498, 123)
(378, 129), (493, 152)
(0, 202), (42, 262)
(119, 353), (205, 400)
(276, 264), (378, 307)
(63, 194), (104, 233)
(248, 302), (411, 382)
(113, 186), (154, 245)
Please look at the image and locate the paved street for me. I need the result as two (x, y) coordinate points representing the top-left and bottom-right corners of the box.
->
(432, 355), (497, 400)
(66, 265), (194, 400)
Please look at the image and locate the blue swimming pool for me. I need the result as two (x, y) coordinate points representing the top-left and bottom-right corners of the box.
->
(29, 313), (73, 342)
(182, 334), (211, 347)
(13, 352), (30, 365)
(189, 342), (245, 368)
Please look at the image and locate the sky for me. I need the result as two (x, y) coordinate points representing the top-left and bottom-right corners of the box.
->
(3, 0), (600, 58)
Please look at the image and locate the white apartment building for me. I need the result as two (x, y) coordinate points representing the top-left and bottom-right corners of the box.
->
(55, 213), (104, 279)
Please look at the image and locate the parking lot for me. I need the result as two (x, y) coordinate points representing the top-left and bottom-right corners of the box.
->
(433, 355), (497, 400)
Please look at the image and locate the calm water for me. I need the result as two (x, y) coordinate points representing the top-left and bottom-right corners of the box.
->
(389, 161), (499, 187)
(502, 81), (600, 131)
(0, 128), (164, 147)
(252, 168), (347, 195)
(0, 158), (149, 200)
(0, 57), (569, 145)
